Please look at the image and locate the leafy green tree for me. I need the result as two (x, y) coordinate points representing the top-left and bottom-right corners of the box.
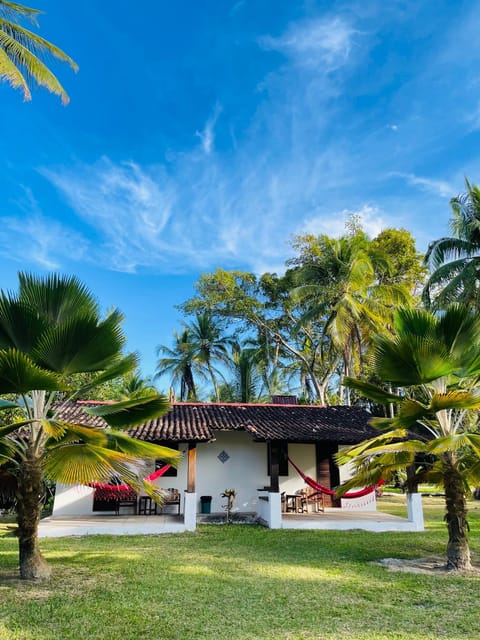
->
(340, 305), (480, 570)
(0, 273), (179, 580)
(370, 228), (427, 290)
(424, 179), (480, 310)
(156, 329), (204, 401)
(182, 269), (335, 404)
(0, 1), (77, 103)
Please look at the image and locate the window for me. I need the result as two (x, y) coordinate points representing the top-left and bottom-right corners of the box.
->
(155, 442), (179, 477)
(267, 442), (289, 477)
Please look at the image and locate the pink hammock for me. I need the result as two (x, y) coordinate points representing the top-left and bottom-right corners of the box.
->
(90, 464), (171, 500)
(288, 458), (384, 499)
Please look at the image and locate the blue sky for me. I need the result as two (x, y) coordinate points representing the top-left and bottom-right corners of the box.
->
(1, 0), (480, 385)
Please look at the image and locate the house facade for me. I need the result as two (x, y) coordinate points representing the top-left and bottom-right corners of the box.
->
(52, 400), (379, 520)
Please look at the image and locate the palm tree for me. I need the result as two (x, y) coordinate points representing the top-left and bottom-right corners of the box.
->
(156, 329), (203, 401)
(340, 305), (480, 571)
(424, 179), (480, 310)
(293, 232), (410, 403)
(229, 344), (261, 403)
(0, 1), (77, 103)
(115, 372), (157, 400)
(0, 273), (180, 580)
(184, 313), (232, 401)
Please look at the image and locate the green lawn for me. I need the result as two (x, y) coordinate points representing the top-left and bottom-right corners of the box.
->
(1, 496), (480, 640)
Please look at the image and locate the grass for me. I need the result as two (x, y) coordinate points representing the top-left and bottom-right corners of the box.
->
(1, 496), (480, 640)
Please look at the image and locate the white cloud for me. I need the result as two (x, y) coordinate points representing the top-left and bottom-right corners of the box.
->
(303, 205), (387, 239)
(0, 214), (88, 270)
(259, 17), (357, 71)
(195, 103), (223, 155)
(393, 172), (453, 198)
(42, 160), (176, 272)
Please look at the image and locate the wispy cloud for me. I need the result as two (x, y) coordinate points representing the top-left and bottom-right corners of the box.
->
(303, 205), (387, 239)
(0, 214), (88, 270)
(0, 186), (88, 270)
(259, 16), (357, 71)
(42, 160), (175, 272)
(195, 103), (223, 155)
(393, 172), (453, 198)
(7, 8), (457, 275)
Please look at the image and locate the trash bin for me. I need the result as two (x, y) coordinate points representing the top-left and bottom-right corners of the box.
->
(200, 495), (212, 514)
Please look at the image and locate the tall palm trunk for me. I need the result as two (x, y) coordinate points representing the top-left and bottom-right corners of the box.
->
(16, 455), (51, 580)
(443, 452), (471, 570)
(207, 361), (220, 401)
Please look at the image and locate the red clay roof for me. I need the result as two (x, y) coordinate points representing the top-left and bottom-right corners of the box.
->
(57, 401), (376, 444)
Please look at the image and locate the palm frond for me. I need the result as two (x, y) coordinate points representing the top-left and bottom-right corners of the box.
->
(18, 273), (98, 324)
(0, 43), (28, 95)
(45, 422), (108, 447)
(84, 394), (170, 429)
(343, 377), (400, 404)
(44, 443), (140, 486)
(105, 431), (181, 466)
(430, 390), (480, 412)
(33, 312), (125, 374)
(0, 348), (64, 393)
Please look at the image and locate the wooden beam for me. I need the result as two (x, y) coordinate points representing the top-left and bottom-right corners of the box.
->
(187, 442), (196, 493)
(316, 442), (339, 507)
(269, 442), (280, 492)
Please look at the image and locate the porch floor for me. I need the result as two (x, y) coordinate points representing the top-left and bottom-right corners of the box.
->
(38, 514), (186, 538)
(281, 508), (421, 532)
(39, 507), (421, 537)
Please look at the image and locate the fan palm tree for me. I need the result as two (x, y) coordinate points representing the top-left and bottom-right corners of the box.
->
(184, 313), (232, 401)
(424, 179), (480, 310)
(156, 329), (204, 401)
(340, 305), (480, 571)
(0, 1), (77, 103)
(0, 273), (180, 580)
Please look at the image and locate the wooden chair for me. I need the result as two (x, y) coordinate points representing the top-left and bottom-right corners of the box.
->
(115, 493), (137, 515)
(158, 488), (181, 515)
(138, 496), (157, 515)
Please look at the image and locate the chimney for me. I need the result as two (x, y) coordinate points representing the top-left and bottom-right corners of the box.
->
(271, 395), (297, 405)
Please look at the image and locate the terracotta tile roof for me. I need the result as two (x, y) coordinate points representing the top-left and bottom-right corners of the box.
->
(56, 401), (376, 444)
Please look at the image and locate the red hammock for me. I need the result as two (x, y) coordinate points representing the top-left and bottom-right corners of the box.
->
(288, 458), (384, 499)
(90, 464), (171, 501)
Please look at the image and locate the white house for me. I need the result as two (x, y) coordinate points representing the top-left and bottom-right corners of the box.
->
(47, 399), (424, 536)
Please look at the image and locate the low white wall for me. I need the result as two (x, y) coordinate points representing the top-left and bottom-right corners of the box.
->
(256, 491), (282, 528)
(406, 492), (425, 531)
(184, 492), (197, 531)
(53, 484), (96, 516)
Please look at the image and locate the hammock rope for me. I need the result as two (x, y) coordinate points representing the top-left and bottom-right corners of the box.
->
(90, 464), (171, 500)
(288, 458), (383, 499)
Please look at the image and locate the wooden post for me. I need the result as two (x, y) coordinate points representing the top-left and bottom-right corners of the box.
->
(316, 443), (339, 507)
(270, 442), (280, 492)
(187, 442), (196, 493)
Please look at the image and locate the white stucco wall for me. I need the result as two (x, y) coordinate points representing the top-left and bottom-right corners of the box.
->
(52, 436), (349, 517)
(195, 431), (269, 513)
(280, 443), (316, 495)
(53, 484), (96, 516)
